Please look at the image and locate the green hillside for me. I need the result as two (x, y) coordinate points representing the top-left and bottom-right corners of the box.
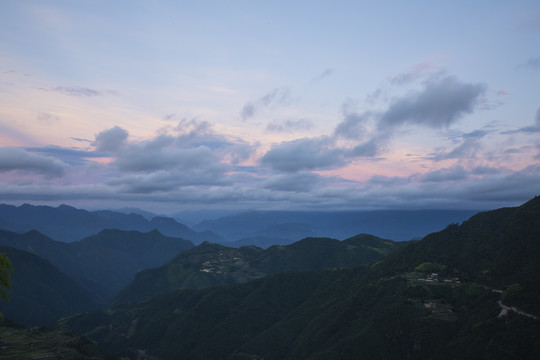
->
(112, 234), (405, 305)
(61, 197), (540, 360)
(0, 246), (101, 326)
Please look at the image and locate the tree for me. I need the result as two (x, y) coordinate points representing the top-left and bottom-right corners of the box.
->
(0, 253), (12, 301)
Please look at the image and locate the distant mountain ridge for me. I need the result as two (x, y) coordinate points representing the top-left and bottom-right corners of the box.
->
(193, 209), (480, 243)
(0, 203), (224, 244)
(112, 234), (408, 305)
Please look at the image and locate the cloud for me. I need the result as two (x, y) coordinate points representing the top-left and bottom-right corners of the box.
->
(263, 172), (324, 192)
(334, 112), (372, 140)
(241, 87), (291, 120)
(37, 112), (60, 124)
(51, 86), (105, 97)
(427, 130), (486, 161)
(311, 67), (334, 83)
(25, 146), (103, 166)
(501, 107), (540, 134)
(379, 75), (485, 130)
(107, 168), (229, 194)
(95, 126), (129, 152)
(70, 137), (93, 144)
(523, 57), (540, 69)
(171, 119), (256, 164)
(346, 136), (387, 158)
(471, 166), (502, 176)
(260, 137), (345, 172)
(421, 166), (469, 182)
(260, 74), (486, 171)
(115, 140), (218, 173)
(266, 119), (313, 133)
(389, 61), (436, 86)
(0, 147), (67, 177)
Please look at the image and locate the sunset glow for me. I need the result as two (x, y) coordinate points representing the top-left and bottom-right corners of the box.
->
(1, 1), (539, 213)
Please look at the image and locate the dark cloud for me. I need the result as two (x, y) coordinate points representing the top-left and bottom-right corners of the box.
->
(174, 118), (213, 142)
(379, 75), (485, 130)
(0, 147), (67, 177)
(346, 137), (384, 157)
(462, 129), (488, 138)
(429, 139), (481, 161)
(226, 142), (255, 165)
(105, 120), (255, 182)
(52, 86), (104, 97)
(368, 175), (411, 186)
(389, 61), (436, 86)
(421, 166), (468, 182)
(260, 137), (344, 172)
(107, 167), (229, 194)
(241, 87), (291, 120)
(115, 140), (216, 173)
(334, 112), (372, 140)
(241, 103), (255, 120)
(172, 119), (256, 164)
(95, 126), (129, 152)
(263, 172), (323, 192)
(523, 57), (540, 69)
(500, 107), (540, 134)
(471, 166), (502, 176)
(427, 130), (487, 161)
(25, 146), (103, 166)
(260, 75), (486, 172)
(266, 119), (313, 133)
(311, 67), (334, 83)
(70, 137), (93, 143)
(37, 112), (60, 124)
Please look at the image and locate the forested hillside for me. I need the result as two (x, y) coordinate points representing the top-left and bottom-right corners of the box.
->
(0, 229), (194, 301)
(0, 246), (101, 325)
(112, 234), (406, 305)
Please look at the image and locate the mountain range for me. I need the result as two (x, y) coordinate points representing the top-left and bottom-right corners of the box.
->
(0, 203), (223, 244)
(0, 203), (478, 247)
(112, 234), (407, 305)
(193, 209), (479, 243)
(59, 196), (540, 360)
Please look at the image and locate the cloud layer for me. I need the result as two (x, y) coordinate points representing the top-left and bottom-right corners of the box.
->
(1, 66), (538, 212)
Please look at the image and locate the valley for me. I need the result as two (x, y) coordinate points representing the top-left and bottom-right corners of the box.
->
(0, 197), (539, 359)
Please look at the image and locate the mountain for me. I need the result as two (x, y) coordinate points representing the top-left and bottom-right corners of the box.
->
(0, 246), (101, 326)
(193, 209), (479, 242)
(372, 195), (540, 314)
(61, 197), (540, 360)
(111, 242), (265, 305)
(0, 228), (194, 301)
(0, 203), (224, 244)
(111, 234), (406, 305)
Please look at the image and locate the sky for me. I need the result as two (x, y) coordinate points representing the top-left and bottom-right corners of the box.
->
(1, 0), (540, 214)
